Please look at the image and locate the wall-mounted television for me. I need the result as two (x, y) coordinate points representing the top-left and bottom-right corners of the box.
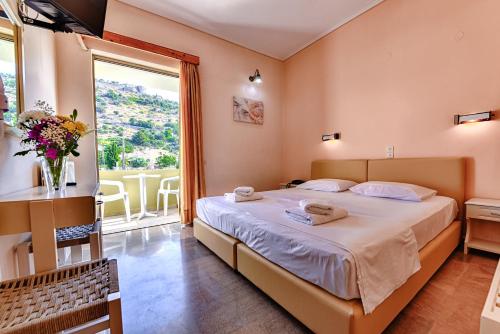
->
(21, 0), (107, 38)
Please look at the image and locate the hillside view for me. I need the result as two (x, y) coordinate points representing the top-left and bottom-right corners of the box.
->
(96, 78), (180, 170)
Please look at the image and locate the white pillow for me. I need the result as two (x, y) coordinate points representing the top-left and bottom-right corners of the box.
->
(349, 181), (437, 202)
(296, 179), (358, 192)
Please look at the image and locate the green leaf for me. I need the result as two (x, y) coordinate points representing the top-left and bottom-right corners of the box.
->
(71, 150), (80, 157)
(14, 150), (31, 156)
(71, 109), (78, 121)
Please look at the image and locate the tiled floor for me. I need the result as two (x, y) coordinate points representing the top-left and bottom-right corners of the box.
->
(103, 224), (498, 334)
(102, 212), (180, 235)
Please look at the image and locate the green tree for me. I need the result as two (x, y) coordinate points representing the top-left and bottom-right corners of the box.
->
(128, 157), (149, 168)
(131, 129), (151, 146)
(156, 154), (177, 168)
(104, 142), (121, 169)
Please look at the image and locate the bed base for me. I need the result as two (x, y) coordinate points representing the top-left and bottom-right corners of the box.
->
(193, 218), (461, 334)
(193, 218), (239, 269)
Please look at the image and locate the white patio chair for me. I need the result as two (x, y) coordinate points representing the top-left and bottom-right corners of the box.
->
(100, 180), (131, 222)
(156, 176), (180, 216)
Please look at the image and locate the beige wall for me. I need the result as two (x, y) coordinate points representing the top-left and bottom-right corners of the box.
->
(0, 25), (58, 280)
(23, 25), (58, 109)
(54, 33), (97, 188)
(283, 0), (500, 199)
(55, 0), (284, 196)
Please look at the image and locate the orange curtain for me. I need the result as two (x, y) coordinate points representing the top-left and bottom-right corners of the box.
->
(180, 61), (206, 223)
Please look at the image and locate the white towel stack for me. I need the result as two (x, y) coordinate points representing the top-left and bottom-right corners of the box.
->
(225, 186), (263, 202)
(299, 199), (334, 215)
(286, 200), (347, 226)
(234, 186), (254, 197)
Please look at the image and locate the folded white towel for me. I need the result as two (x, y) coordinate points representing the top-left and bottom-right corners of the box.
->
(234, 186), (255, 197)
(299, 199), (334, 215)
(225, 192), (263, 202)
(285, 207), (348, 226)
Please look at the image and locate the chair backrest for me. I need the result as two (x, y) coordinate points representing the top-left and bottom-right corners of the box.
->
(160, 176), (180, 191)
(99, 180), (125, 194)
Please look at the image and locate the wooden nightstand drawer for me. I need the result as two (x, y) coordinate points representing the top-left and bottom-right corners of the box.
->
(465, 198), (500, 255)
(467, 205), (500, 222)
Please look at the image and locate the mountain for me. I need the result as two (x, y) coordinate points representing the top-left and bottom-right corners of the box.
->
(95, 78), (180, 170)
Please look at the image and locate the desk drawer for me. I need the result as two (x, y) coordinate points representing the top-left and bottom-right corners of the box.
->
(468, 205), (500, 221)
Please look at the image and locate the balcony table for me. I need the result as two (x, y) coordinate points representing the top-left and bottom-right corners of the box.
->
(123, 173), (160, 220)
(0, 184), (98, 273)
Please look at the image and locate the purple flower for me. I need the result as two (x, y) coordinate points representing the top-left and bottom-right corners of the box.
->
(46, 148), (58, 160)
(28, 130), (39, 140)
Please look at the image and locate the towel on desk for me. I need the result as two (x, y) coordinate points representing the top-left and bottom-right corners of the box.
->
(285, 206), (348, 226)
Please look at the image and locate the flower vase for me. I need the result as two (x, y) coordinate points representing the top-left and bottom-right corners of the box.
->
(41, 156), (67, 192)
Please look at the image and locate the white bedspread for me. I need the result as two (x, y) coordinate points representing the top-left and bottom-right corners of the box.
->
(196, 189), (457, 314)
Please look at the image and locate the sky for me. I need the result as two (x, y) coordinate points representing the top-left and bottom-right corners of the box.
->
(94, 60), (179, 102)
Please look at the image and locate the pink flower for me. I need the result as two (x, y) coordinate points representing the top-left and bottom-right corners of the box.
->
(39, 137), (49, 145)
(46, 148), (58, 160)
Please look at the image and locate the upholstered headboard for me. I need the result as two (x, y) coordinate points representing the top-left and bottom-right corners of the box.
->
(310, 157), (466, 217)
(311, 159), (368, 183)
(367, 157), (466, 216)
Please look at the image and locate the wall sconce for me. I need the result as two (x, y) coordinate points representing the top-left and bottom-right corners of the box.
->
(454, 111), (493, 125)
(249, 69), (262, 83)
(322, 132), (341, 141)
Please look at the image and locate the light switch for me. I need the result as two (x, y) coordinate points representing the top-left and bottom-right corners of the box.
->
(385, 145), (394, 159)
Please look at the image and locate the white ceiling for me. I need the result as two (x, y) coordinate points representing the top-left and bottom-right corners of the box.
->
(118, 0), (384, 60)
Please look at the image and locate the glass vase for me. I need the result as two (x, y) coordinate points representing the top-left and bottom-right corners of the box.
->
(41, 156), (67, 192)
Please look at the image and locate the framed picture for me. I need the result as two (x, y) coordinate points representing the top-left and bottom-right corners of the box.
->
(233, 96), (264, 125)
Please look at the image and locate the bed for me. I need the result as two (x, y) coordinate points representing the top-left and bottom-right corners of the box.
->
(193, 158), (465, 334)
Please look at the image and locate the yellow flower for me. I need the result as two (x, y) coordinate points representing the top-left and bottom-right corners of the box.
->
(57, 115), (72, 122)
(75, 121), (88, 135)
(62, 121), (76, 132)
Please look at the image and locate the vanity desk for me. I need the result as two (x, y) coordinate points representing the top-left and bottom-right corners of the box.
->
(0, 184), (98, 273)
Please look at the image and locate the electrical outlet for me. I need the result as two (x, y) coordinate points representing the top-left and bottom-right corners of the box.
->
(385, 145), (394, 159)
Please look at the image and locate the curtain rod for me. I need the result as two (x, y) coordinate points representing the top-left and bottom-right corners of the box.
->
(102, 31), (200, 65)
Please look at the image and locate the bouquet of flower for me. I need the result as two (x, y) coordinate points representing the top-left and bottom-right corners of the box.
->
(15, 101), (89, 191)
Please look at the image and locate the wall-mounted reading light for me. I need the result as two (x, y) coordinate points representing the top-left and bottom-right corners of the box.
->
(322, 132), (341, 141)
(454, 111), (493, 125)
(249, 69), (262, 83)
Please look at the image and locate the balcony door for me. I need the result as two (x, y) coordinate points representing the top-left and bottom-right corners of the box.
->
(93, 57), (181, 234)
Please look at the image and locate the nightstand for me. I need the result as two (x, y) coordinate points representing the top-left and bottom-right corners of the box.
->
(465, 198), (500, 255)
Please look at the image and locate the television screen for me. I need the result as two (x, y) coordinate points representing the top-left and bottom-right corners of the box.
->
(25, 0), (108, 37)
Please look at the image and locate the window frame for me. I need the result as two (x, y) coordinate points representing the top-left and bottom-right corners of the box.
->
(91, 54), (180, 174)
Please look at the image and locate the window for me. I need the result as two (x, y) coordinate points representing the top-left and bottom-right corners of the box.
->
(93, 57), (180, 171)
(0, 33), (17, 125)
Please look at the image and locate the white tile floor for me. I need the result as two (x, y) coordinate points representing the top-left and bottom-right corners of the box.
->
(102, 211), (180, 235)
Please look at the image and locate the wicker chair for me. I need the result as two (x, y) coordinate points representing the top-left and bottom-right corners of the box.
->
(16, 220), (102, 276)
(0, 258), (123, 334)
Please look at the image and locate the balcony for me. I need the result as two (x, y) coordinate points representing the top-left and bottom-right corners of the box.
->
(99, 168), (180, 234)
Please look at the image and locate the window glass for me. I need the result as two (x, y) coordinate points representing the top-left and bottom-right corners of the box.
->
(0, 37), (16, 125)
